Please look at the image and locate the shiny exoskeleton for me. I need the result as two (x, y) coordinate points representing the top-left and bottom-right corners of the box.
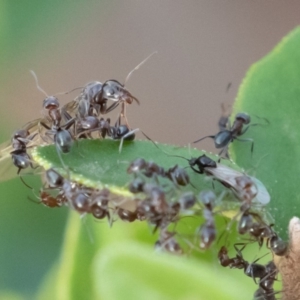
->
(193, 112), (255, 157)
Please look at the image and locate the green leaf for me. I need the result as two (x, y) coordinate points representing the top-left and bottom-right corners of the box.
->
(38, 212), (256, 300)
(230, 26), (300, 239)
(94, 242), (253, 300)
(32, 139), (242, 202)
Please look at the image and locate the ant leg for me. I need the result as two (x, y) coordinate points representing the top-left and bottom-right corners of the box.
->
(218, 103), (231, 131)
(218, 146), (230, 161)
(235, 137), (254, 156)
(119, 128), (139, 153)
(193, 135), (215, 144)
(105, 101), (120, 114)
(121, 103), (130, 129)
(17, 167), (33, 189)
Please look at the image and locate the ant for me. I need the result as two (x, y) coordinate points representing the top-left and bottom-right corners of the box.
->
(89, 189), (111, 221)
(253, 261), (279, 300)
(198, 190), (216, 249)
(4, 121), (43, 186)
(238, 205), (288, 256)
(185, 154), (270, 205)
(193, 107), (267, 158)
(127, 158), (190, 187)
(218, 244), (275, 284)
(10, 129), (35, 173)
(44, 168), (113, 222)
(129, 180), (180, 231)
(30, 71), (76, 167)
(29, 189), (65, 208)
(155, 229), (183, 255)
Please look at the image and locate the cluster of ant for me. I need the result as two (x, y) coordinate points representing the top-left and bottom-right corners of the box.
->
(0, 55), (286, 299)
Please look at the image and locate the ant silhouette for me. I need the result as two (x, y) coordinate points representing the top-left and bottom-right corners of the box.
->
(193, 105), (268, 158)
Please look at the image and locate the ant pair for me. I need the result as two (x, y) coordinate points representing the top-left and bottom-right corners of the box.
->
(63, 52), (157, 129)
(32, 168), (111, 222)
(238, 204), (287, 256)
(219, 244), (280, 299)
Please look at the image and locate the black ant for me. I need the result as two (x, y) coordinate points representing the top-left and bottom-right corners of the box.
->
(129, 180), (180, 231)
(238, 205), (288, 256)
(198, 190), (216, 249)
(89, 189), (111, 221)
(182, 154), (270, 205)
(155, 229), (183, 255)
(127, 158), (190, 187)
(218, 244), (275, 284)
(5, 121), (42, 186)
(30, 71), (77, 169)
(193, 108), (267, 157)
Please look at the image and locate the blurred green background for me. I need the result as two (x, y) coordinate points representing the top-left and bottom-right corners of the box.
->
(0, 1), (299, 298)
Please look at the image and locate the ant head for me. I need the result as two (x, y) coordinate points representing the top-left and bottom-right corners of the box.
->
(101, 80), (139, 105)
(13, 129), (29, 140)
(101, 80), (123, 101)
(235, 113), (250, 124)
(43, 96), (60, 110)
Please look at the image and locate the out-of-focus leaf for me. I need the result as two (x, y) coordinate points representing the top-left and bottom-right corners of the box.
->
(230, 26), (300, 240)
(94, 242), (253, 300)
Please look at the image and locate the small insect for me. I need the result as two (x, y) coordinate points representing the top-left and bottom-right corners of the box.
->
(198, 190), (216, 249)
(193, 108), (266, 157)
(219, 244), (275, 286)
(218, 245), (245, 269)
(155, 229), (183, 255)
(133, 183), (179, 231)
(0, 119), (43, 183)
(237, 206), (288, 256)
(29, 190), (65, 208)
(188, 154), (270, 205)
(127, 158), (189, 186)
(89, 189), (111, 221)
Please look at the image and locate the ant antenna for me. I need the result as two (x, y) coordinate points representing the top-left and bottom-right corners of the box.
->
(55, 86), (84, 96)
(226, 82), (232, 93)
(30, 70), (49, 97)
(19, 174), (33, 189)
(124, 51), (157, 86)
(142, 130), (190, 162)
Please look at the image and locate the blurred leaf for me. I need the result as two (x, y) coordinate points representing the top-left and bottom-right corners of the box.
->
(94, 242), (253, 300)
(38, 212), (257, 300)
(230, 26), (300, 240)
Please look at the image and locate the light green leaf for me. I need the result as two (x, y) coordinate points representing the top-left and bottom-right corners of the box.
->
(231, 26), (300, 239)
(33, 139), (242, 201)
